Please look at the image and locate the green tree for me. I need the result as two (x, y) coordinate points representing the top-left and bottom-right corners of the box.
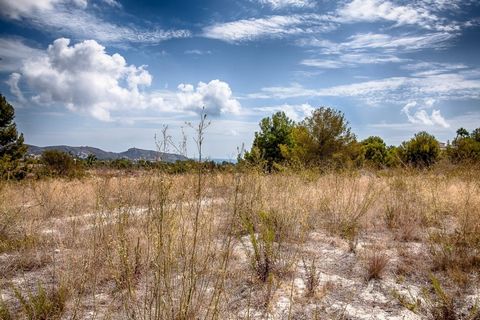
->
(361, 136), (387, 168)
(398, 131), (440, 167)
(284, 107), (359, 166)
(0, 94), (27, 179)
(471, 128), (480, 143)
(245, 111), (295, 171)
(447, 127), (480, 163)
(456, 127), (469, 138)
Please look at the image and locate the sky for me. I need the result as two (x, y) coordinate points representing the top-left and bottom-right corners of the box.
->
(0, 0), (479, 159)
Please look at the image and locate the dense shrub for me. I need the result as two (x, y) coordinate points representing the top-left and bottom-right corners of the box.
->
(398, 131), (440, 167)
(41, 150), (81, 177)
(361, 136), (388, 168)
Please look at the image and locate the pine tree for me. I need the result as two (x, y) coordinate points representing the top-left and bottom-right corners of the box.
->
(0, 94), (27, 179)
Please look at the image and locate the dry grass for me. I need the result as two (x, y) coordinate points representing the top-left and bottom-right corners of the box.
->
(0, 166), (479, 319)
(364, 249), (389, 281)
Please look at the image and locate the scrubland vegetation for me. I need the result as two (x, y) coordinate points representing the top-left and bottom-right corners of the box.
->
(1, 165), (480, 319)
(2, 95), (480, 319)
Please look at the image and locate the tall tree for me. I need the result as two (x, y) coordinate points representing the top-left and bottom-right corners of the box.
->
(285, 107), (359, 166)
(0, 94), (27, 179)
(245, 111), (295, 171)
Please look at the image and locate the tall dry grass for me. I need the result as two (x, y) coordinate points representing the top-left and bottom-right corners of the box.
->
(0, 165), (479, 319)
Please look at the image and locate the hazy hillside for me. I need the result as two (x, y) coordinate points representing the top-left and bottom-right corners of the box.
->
(27, 145), (189, 162)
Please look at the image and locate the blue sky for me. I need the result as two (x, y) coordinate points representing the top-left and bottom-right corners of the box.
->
(0, 0), (479, 158)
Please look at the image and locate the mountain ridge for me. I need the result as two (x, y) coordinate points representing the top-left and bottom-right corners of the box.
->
(27, 145), (189, 162)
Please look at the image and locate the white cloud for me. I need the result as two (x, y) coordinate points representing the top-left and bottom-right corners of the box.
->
(202, 14), (335, 42)
(101, 0), (121, 8)
(248, 71), (480, 104)
(0, 0), (189, 45)
(250, 103), (314, 121)
(299, 32), (456, 54)
(6, 73), (26, 103)
(336, 0), (456, 31)
(401, 61), (468, 76)
(174, 80), (241, 115)
(301, 53), (405, 69)
(0, 0), (60, 19)
(0, 38), (45, 72)
(184, 49), (212, 55)
(19, 38), (151, 121)
(300, 59), (344, 69)
(12, 38), (241, 121)
(401, 101), (450, 127)
(257, 0), (315, 9)
(249, 78), (405, 99)
(346, 32), (455, 51)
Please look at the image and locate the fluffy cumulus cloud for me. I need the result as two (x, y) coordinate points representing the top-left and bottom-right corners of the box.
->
(401, 101), (450, 128)
(18, 38), (152, 121)
(10, 38), (241, 121)
(175, 80), (241, 115)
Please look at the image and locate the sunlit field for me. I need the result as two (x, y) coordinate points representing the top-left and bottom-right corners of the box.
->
(1, 166), (479, 319)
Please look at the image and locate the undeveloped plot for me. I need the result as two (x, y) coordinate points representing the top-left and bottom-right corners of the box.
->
(1, 169), (479, 319)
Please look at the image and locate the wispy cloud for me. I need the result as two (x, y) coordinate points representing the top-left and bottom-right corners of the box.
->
(202, 14), (335, 42)
(336, 0), (458, 31)
(184, 49), (212, 55)
(248, 70), (480, 104)
(0, 37), (45, 72)
(301, 53), (405, 69)
(0, 0), (190, 45)
(299, 32), (456, 54)
(255, 0), (315, 9)
(401, 61), (468, 76)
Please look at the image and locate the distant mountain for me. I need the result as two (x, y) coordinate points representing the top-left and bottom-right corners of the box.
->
(26, 145), (189, 162)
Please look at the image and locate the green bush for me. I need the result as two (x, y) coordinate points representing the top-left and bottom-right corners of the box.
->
(361, 136), (388, 168)
(41, 150), (82, 177)
(398, 132), (440, 167)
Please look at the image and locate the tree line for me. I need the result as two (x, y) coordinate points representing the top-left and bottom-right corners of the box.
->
(242, 107), (480, 171)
